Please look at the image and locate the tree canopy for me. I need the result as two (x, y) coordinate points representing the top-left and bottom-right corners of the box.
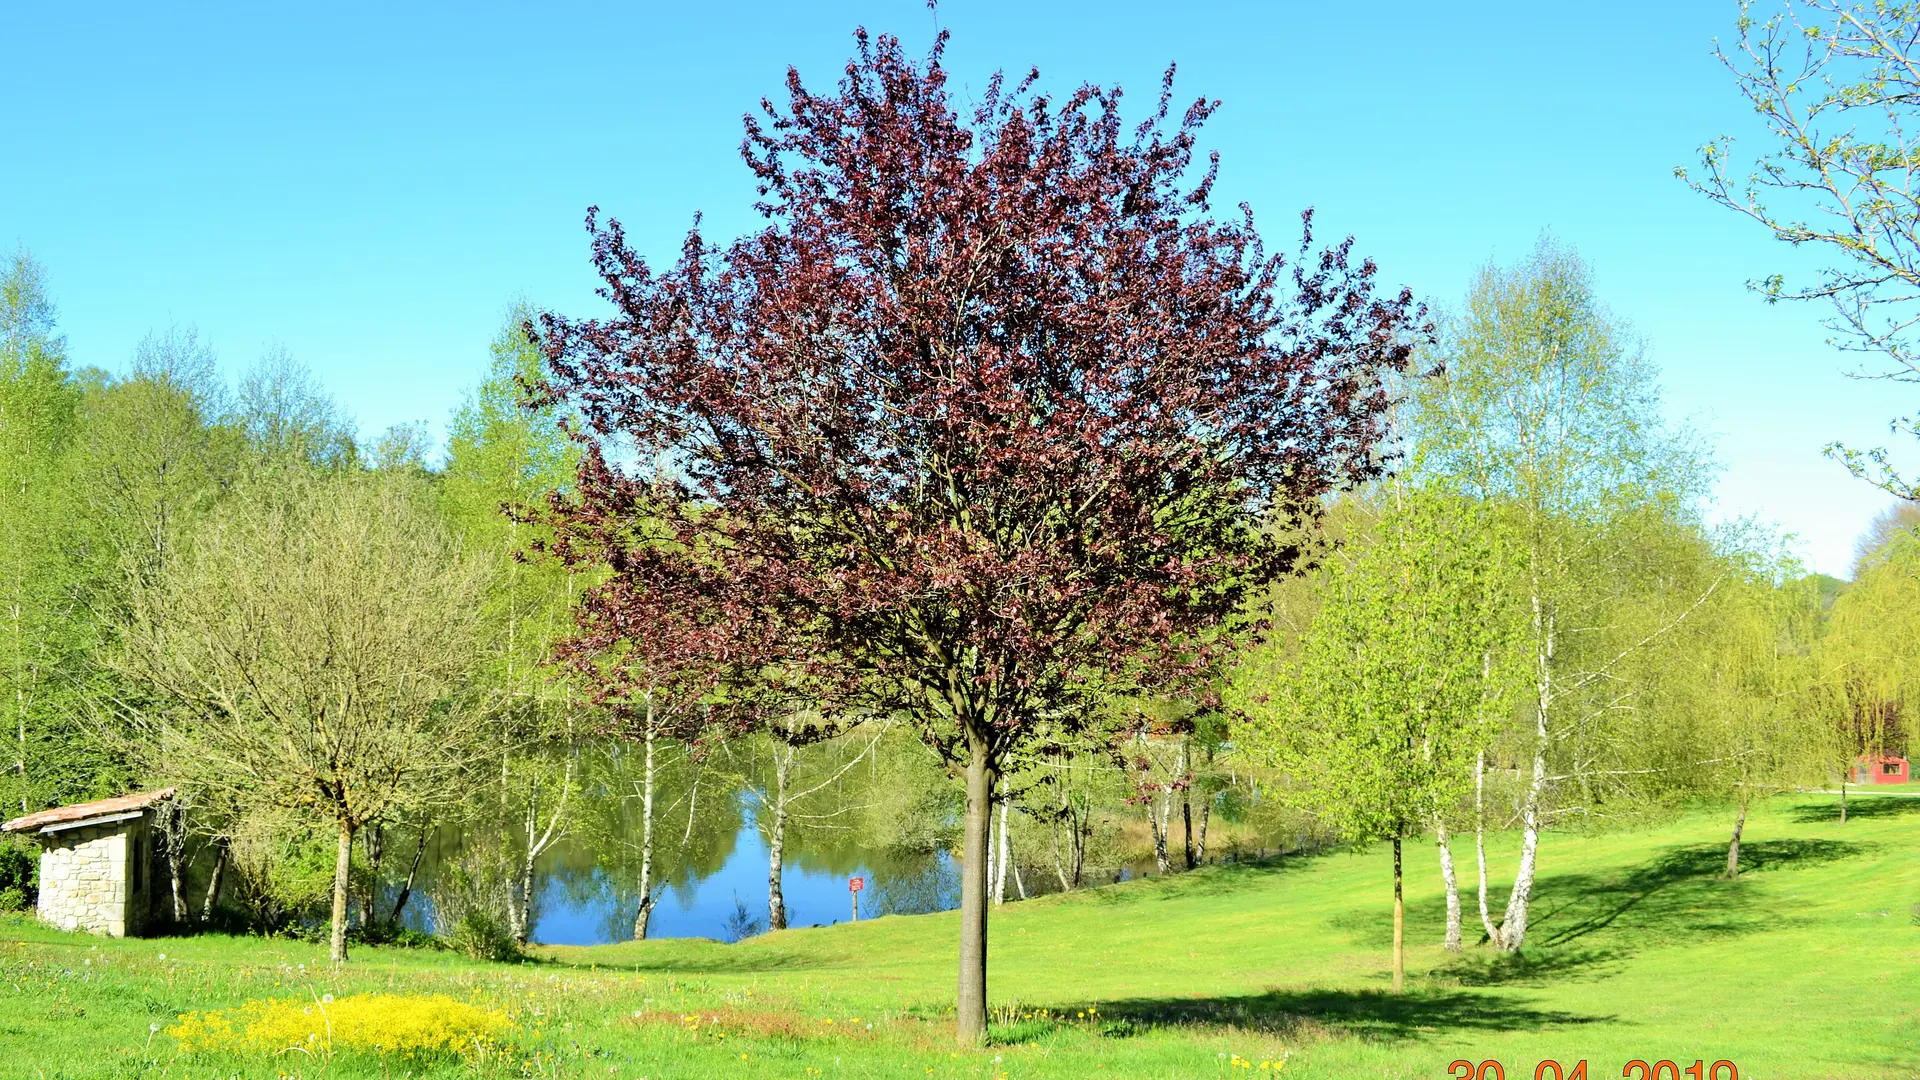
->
(530, 30), (1423, 1041)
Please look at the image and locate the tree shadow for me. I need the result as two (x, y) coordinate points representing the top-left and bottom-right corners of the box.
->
(1789, 796), (1920, 823)
(1444, 945), (1632, 986)
(1531, 839), (1863, 947)
(1402, 838), (1871, 987)
(1040, 988), (1609, 1043)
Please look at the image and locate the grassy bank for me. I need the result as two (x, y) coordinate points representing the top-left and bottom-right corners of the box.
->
(2, 794), (1915, 1079)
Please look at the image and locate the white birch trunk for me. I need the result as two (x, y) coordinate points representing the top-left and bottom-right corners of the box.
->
(767, 742), (790, 932)
(633, 721), (659, 940)
(1475, 749), (1499, 943)
(1492, 597), (1554, 953)
(1436, 819), (1462, 952)
(1150, 787), (1172, 874)
(993, 781), (1010, 906)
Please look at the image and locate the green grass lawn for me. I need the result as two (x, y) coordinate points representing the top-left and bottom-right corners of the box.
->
(3, 794), (1915, 1079)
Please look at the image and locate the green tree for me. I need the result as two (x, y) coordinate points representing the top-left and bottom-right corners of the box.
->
(720, 717), (890, 932)
(1405, 238), (1720, 952)
(67, 326), (243, 920)
(441, 305), (584, 945)
(232, 346), (357, 473)
(0, 249), (91, 817)
(1685, 554), (1833, 876)
(112, 472), (495, 963)
(1821, 522), (1920, 811)
(1233, 488), (1519, 986)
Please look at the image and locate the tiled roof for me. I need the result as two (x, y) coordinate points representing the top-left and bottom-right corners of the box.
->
(0, 789), (176, 834)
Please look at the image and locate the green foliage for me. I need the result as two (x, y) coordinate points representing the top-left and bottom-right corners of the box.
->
(0, 832), (36, 911)
(1232, 488), (1524, 842)
(1822, 516), (1920, 765)
(232, 346), (358, 472)
(1400, 237), (1731, 825)
(427, 842), (525, 961)
(1672, 542), (1835, 811)
(0, 250), (101, 817)
(220, 823), (341, 933)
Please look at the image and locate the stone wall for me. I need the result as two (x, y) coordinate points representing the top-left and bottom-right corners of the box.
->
(34, 816), (156, 937)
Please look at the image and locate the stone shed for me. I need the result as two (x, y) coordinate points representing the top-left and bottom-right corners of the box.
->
(1, 788), (176, 937)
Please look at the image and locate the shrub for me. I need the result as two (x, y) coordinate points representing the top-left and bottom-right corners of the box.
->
(443, 908), (522, 962)
(428, 840), (523, 960)
(0, 834), (36, 911)
(224, 825), (338, 933)
(169, 992), (511, 1062)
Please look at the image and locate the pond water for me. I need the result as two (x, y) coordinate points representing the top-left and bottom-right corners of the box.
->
(525, 819), (960, 945)
(390, 799), (971, 946)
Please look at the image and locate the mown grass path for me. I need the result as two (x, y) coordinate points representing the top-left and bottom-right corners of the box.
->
(1, 796), (1914, 1078)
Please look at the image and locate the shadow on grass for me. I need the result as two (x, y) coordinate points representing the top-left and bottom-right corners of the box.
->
(1444, 946), (1632, 986)
(1022, 987), (1609, 1044)
(1329, 838), (1876, 988)
(1788, 796), (1920, 823)
(1528, 838), (1864, 949)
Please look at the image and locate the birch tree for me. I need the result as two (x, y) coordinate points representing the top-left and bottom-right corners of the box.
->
(721, 716), (890, 931)
(442, 306), (585, 945)
(1406, 238), (1719, 953)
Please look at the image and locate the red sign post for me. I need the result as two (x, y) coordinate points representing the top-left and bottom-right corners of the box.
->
(849, 876), (864, 922)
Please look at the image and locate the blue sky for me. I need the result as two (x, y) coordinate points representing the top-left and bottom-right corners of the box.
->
(4, 1), (1908, 576)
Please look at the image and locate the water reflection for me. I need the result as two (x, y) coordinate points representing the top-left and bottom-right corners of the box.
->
(527, 821), (958, 944)
(395, 799), (962, 946)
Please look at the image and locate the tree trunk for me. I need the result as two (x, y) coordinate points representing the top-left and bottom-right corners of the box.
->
(13, 607), (27, 814)
(1070, 793), (1086, 888)
(1391, 835), (1405, 993)
(1436, 820), (1461, 953)
(1050, 755), (1074, 891)
(1050, 811), (1073, 892)
(1495, 739), (1547, 952)
(510, 800), (537, 946)
(510, 755), (574, 947)
(767, 742), (790, 932)
(635, 725), (659, 940)
(329, 820), (353, 964)
(1474, 750), (1499, 944)
(159, 803), (189, 925)
(1839, 777), (1848, 823)
(361, 822), (383, 927)
(199, 836), (227, 924)
(992, 780), (1010, 906)
(955, 729), (993, 1046)
(1725, 793), (1749, 879)
(1490, 601), (1554, 954)
(389, 824), (429, 925)
(1179, 739), (1195, 870)
(1150, 786), (1172, 874)
(1195, 794), (1211, 867)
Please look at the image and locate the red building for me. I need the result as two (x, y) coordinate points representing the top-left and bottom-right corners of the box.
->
(1850, 754), (1911, 785)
